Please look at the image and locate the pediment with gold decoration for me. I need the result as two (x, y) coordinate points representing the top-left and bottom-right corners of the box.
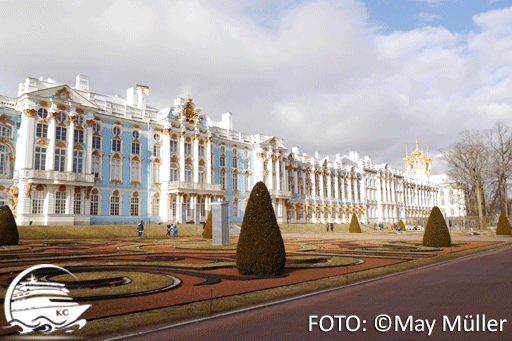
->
(26, 85), (98, 109)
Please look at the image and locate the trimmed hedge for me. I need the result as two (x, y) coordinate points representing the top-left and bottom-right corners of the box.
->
(203, 210), (213, 239)
(236, 181), (286, 276)
(422, 206), (451, 247)
(0, 205), (18, 245)
(496, 212), (511, 235)
(398, 220), (406, 231)
(349, 213), (361, 233)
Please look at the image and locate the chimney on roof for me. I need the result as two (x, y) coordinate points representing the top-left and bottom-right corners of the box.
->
(76, 74), (89, 92)
(126, 84), (149, 109)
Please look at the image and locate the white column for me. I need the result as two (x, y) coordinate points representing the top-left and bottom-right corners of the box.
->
(335, 174), (339, 199)
(162, 129), (171, 182)
(47, 112), (57, 170)
(341, 177), (345, 200)
(268, 153), (274, 190)
(86, 120), (93, 175)
(276, 156), (281, 191)
(179, 131), (185, 181)
(311, 170), (316, 198)
(254, 147), (264, 183)
(66, 116), (76, 172)
(354, 176), (359, 202)
(206, 136), (212, 184)
(193, 133), (199, 182)
(319, 174), (324, 198)
(361, 175), (366, 202)
(20, 109), (36, 170)
(327, 174), (332, 198)
(347, 176), (352, 202)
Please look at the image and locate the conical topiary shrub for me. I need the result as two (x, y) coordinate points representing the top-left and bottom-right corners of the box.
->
(349, 213), (361, 233)
(203, 210), (212, 239)
(0, 205), (18, 245)
(496, 212), (511, 235)
(236, 181), (286, 276)
(422, 206), (451, 247)
(398, 220), (406, 232)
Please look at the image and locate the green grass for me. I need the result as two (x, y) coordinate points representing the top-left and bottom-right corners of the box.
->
(18, 223), (205, 240)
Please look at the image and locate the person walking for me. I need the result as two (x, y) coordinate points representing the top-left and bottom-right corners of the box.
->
(166, 224), (171, 237)
(137, 220), (144, 239)
(172, 224), (179, 238)
(330, 222), (334, 232)
(326, 223), (329, 232)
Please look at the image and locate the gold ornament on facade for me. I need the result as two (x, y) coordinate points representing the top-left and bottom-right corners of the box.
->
(35, 139), (49, 146)
(54, 88), (71, 102)
(256, 153), (264, 158)
(69, 116), (77, 124)
(113, 190), (120, 196)
(35, 184), (45, 191)
(0, 115), (15, 126)
(24, 109), (37, 118)
(49, 112), (58, 120)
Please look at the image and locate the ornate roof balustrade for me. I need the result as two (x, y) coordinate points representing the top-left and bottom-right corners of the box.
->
(15, 170), (95, 183)
(0, 95), (16, 108)
(168, 181), (223, 192)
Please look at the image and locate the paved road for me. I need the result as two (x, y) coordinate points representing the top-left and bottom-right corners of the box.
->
(104, 243), (512, 341)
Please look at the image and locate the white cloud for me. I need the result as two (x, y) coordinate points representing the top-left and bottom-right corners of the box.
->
(416, 12), (442, 21)
(0, 1), (512, 170)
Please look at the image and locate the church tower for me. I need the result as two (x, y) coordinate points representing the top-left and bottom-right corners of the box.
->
(404, 138), (432, 177)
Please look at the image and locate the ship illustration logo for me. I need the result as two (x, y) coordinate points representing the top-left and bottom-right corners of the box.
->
(4, 264), (91, 334)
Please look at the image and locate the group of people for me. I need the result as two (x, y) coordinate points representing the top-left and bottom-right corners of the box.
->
(166, 223), (178, 238)
(326, 223), (334, 232)
(136, 220), (179, 238)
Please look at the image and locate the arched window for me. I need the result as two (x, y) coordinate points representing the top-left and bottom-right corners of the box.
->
(34, 146), (46, 170)
(130, 160), (141, 183)
(54, 149), (66, 172)
(198, 167), (205, 184)
(171, 164), (178, 181)
(36, 122), (48, 138)
(37, 108), (48, 119)
(185, 165), (192, 182)
(73, 151), (83, 173)
(232, 172), (238, 191)
(0, 145), (9, 175)
(152, 163), (160, 184)
(0, 125), (12, 138)
(232, 199), (239, 217)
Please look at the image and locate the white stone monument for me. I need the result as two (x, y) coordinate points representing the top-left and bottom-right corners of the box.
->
(194, 204), (200, 224)
(212, 201), (230, 245)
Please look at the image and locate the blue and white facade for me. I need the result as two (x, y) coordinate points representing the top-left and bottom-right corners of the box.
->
(0, 74), (447, 225)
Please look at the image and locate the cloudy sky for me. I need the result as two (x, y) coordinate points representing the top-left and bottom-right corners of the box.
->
(1, 0), (511, 172)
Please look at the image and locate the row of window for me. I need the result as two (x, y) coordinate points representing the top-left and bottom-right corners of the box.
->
(31, 192), (241, 218)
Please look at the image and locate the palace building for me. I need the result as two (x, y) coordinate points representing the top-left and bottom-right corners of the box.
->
(0, 74), (461, 226)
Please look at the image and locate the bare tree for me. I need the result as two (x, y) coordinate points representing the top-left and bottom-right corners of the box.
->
(488, 121), (512, 217)
(441, 131), (490, 229)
